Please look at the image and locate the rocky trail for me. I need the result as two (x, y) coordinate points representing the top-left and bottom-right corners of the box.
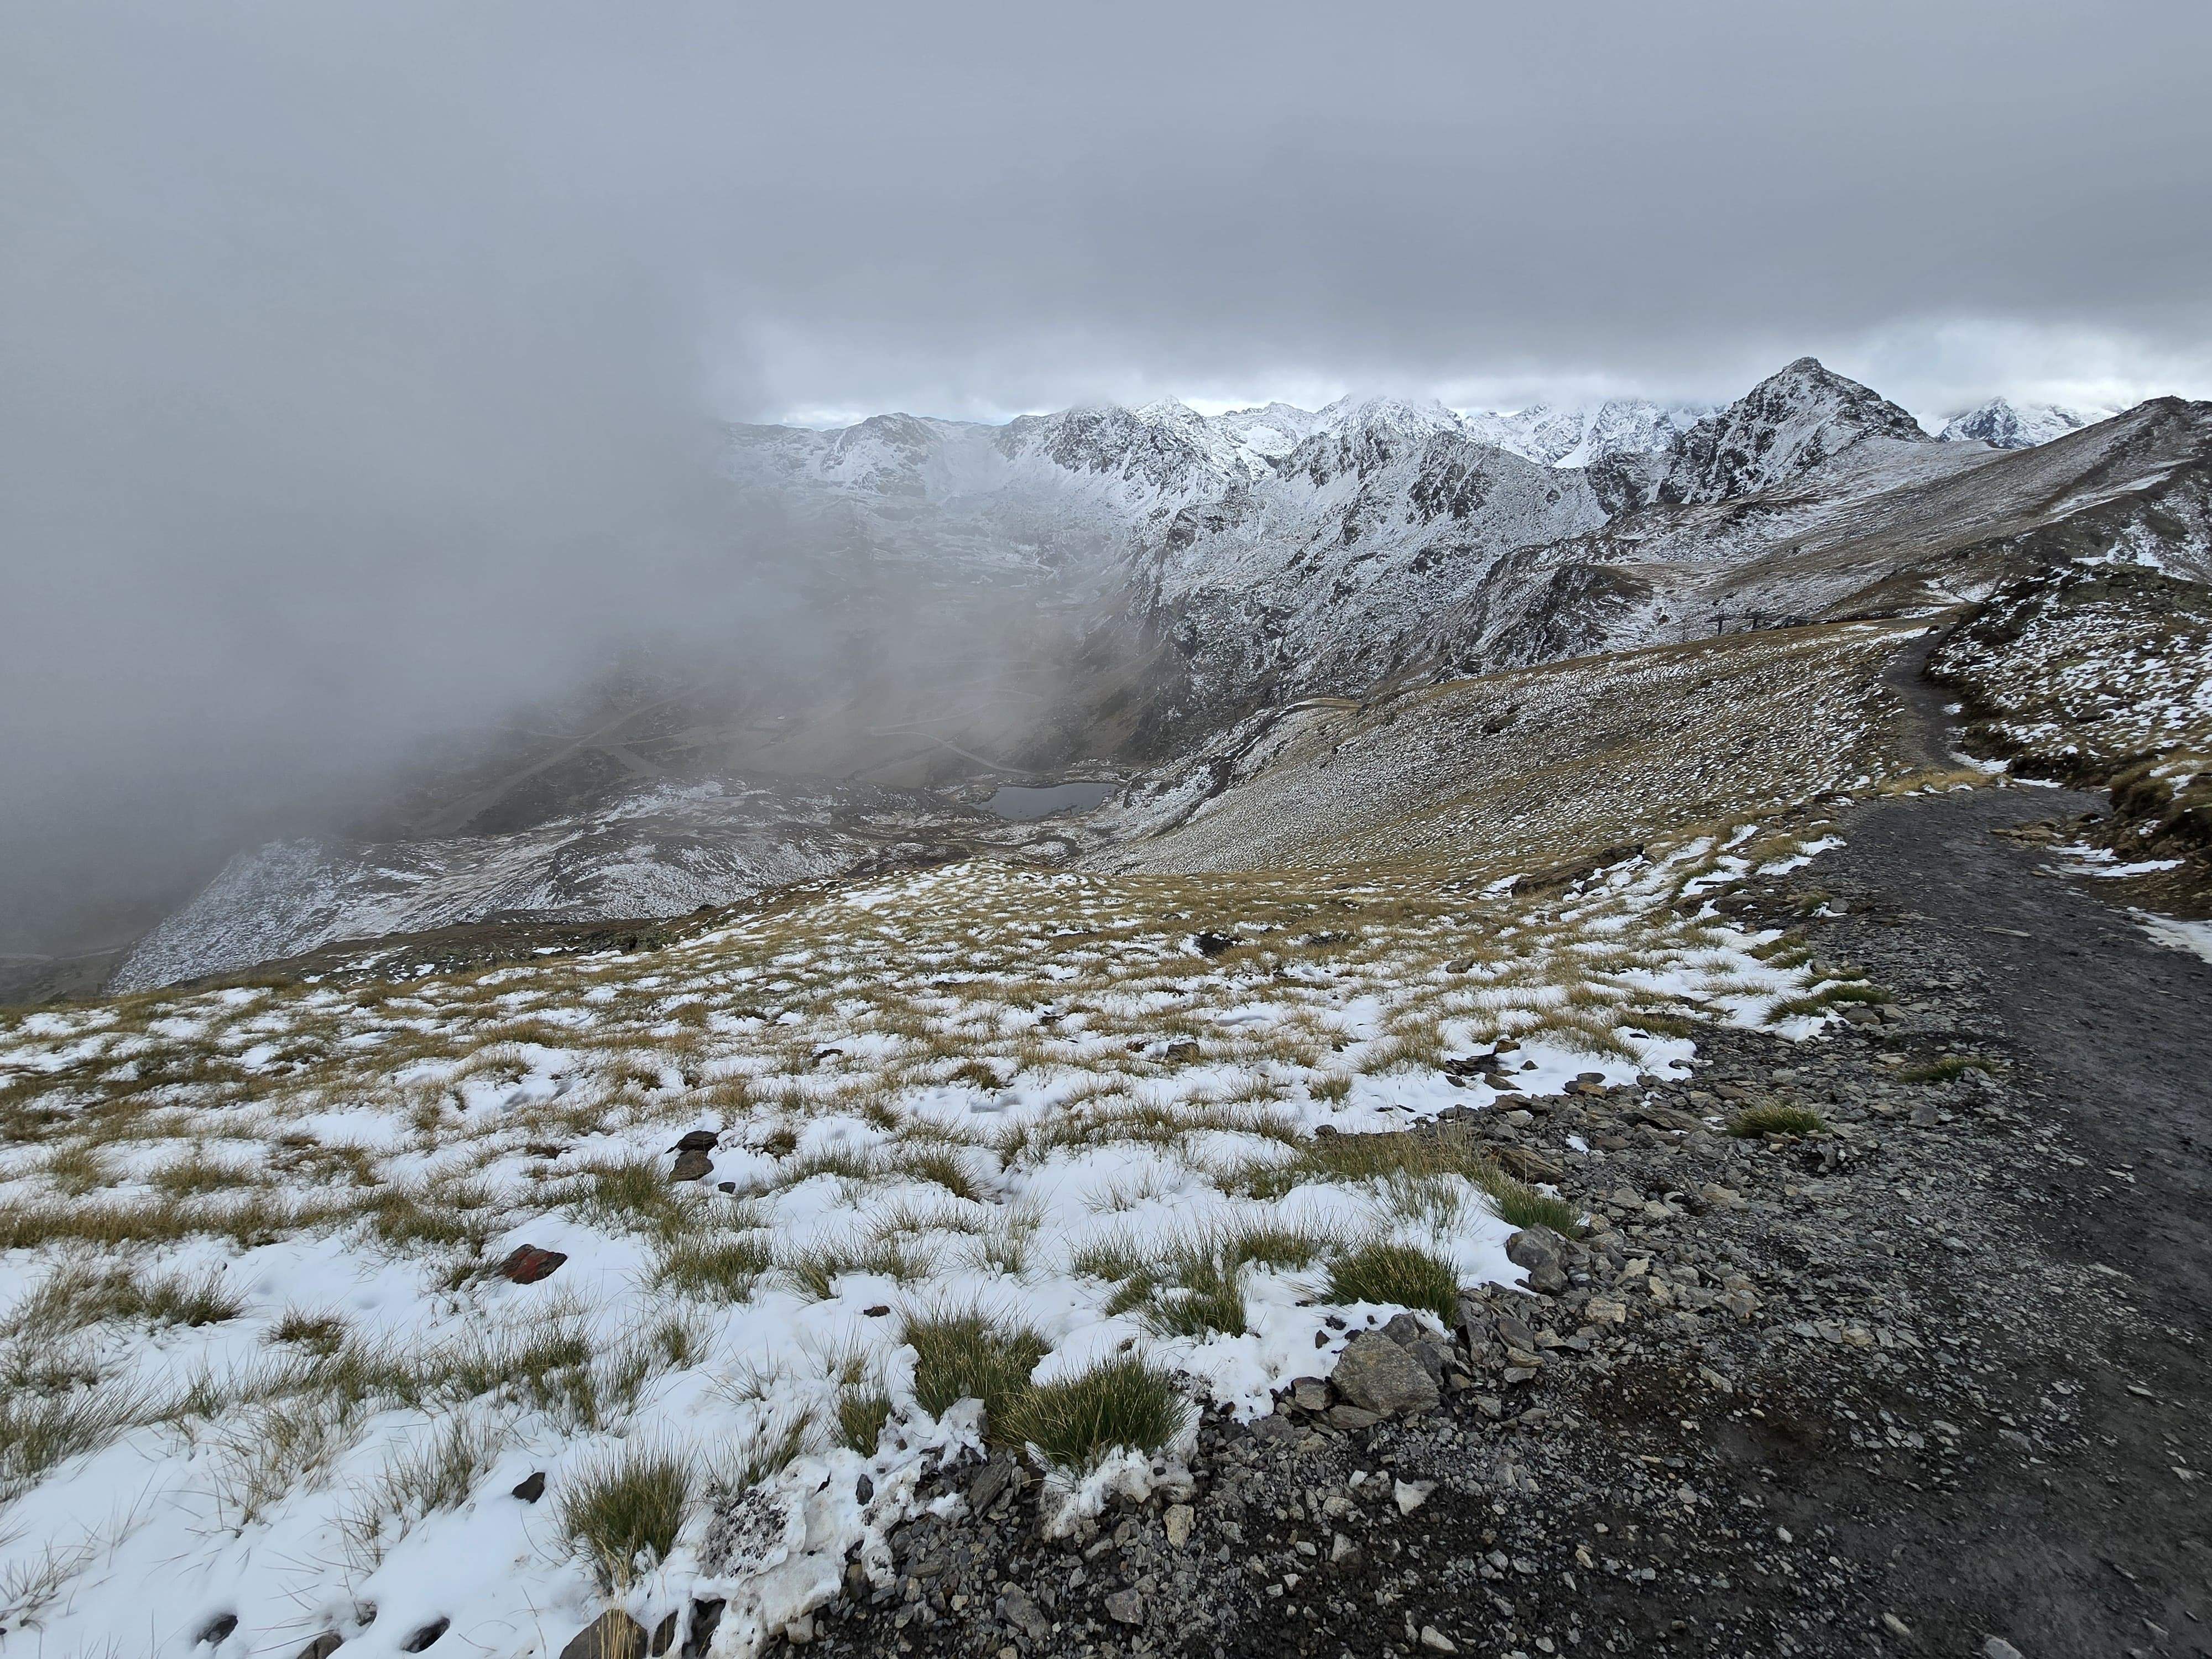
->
(781, 719), (2210, 1657)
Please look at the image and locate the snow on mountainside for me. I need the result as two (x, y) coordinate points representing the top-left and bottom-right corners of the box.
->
(1133, 403), (1606, 714)
(110, 779), (1013, 992)
(1646, 357), (1934, 507)
(1938, 398), (2112, 450)
(1459, 399), (1707, 468)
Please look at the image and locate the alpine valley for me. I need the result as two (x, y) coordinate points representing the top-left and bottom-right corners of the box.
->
(98, 360), (2209, 993)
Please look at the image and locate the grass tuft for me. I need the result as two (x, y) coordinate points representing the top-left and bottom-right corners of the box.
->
(999, 1356), (1187, 1474)
(1326, 1240), (1458, 1322)
(835, 1386), (895, 1454)
(901, 1309), (1047, 1432)
(559, 1441), (696, 1590)
(1473, 1168), (1584, 1235)
(653, 1233), (773, 1300)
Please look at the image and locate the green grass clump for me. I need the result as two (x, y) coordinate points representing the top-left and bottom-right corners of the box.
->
(901, 1310), (1047, 1432)
(1728, 1103), (1825, 1137)
(998, 1357), (1187, 1473)
(0, 1381), (155, 1504)
(565, 1158), (690, 1237)
(1474, 1169), (1584, 1236)
(834, 1386), (895, 1454)
(653, 1234), (772, 1300)
(1326, 1241), (1458, 1322)
(559, 1442), (696, 1589)
(8, 1264), (242, 1337)
(1900, 1055), (2000, 1084)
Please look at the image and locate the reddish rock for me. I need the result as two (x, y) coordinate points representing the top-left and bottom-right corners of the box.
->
(498, 1244), (567, 1284)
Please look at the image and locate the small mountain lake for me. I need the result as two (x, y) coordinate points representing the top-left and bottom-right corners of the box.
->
(983, 780), (1117, 820)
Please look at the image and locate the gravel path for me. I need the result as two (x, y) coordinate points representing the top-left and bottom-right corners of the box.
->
(1797, 783), (2212, 1657)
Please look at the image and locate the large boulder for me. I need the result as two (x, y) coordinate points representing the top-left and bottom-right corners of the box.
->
(1331, 1331), (1440, 1416)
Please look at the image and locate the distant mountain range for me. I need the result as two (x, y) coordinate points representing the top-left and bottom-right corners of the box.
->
(106, 359), (2208, 990)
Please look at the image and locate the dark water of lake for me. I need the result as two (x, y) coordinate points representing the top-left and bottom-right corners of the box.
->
(983, 780), (1117, 820)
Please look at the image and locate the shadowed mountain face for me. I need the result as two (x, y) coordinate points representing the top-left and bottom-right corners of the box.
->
(96, 360), (2212, 992)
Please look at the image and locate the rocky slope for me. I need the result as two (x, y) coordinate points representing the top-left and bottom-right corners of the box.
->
(109, 778), (1027, 993)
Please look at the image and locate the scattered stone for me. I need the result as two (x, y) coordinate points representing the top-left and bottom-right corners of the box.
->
(1331, 1331), (1441, 1416)
(672, 1129), (718, 1152)
(560, 1611), (645, 1659)
(969, 1453), (1020, 1512)
(1983, 1641), (2024, 1659)
(670, 1149), (713, 1181)
(1104, 1588), (1145, 1625)
(1394, 1478), (1436, 1515)
(1164, 1503), (1195, 1548)
(1001, 1585), (1050, 1640)
(1505, 1227), (1569, 1294)
(1420, 1625), (1459, 1652)
(511, 1470), (546, 1503)
(497, 1244), (567, 1284)
(1881, 1611), (1913, 1639)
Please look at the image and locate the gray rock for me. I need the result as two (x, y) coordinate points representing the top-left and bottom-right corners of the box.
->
(1103, 1588), (1145, 1625)
(1505, 1227), (1569, 1293)
(1330, 1331), (1441, 1416)
(670, 1149), (713, 1182)
(1983, 1642), (2023, 1659)
(560, 1611), (645, 1659)
(1379, 1312), (1433, 1347)
(969, 1453), (1019, 1512)
(1000, 1585), (1050, 1639)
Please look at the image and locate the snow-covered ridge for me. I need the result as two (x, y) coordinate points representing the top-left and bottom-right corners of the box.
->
(1937, 398), (2115, 450)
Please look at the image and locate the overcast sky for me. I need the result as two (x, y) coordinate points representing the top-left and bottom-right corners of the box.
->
(4, 0), (2209, 950)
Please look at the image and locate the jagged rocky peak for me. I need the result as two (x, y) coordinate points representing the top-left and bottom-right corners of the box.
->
(1459, 399), (1705, 469)
(1938, 398), (2109, 450)
(997, 398), (1262, 493)
(1654, 356), (1932, 507)
(1286, 394), (1469, 483)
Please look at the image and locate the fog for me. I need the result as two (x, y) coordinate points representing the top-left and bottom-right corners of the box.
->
(5, 0), (2208, 955)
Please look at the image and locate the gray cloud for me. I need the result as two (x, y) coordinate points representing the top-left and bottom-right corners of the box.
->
(4, 0), (2208, 949)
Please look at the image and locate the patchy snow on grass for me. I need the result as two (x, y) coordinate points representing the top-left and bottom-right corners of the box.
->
(0, 814), (1854, 1656)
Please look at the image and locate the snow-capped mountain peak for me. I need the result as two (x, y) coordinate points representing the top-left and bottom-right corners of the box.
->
(1938, 398), (2111, 450)
(1652, 356), (1932, 507)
